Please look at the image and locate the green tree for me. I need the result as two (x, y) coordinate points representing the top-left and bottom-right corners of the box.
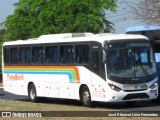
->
(4, 0), (116, 41)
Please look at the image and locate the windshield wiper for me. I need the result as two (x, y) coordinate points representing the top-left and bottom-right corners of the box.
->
(132, 48), (149, 79)
(135, 60), (150, 80)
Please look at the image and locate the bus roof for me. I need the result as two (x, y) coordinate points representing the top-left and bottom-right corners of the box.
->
(126, 26), (160, 33)
(3, 33), (148, 46)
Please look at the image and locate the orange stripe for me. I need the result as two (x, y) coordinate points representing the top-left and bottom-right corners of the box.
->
(5, 66), (77, 68)
(72, 66), (80, 82)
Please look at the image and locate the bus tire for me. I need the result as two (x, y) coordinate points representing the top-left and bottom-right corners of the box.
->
(28, 83), (38, 102)
(81, 86), (92, 107)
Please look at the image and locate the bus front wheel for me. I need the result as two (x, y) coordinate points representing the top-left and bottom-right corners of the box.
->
(28, 83), (38, 102)
(81, 86), (92, 107)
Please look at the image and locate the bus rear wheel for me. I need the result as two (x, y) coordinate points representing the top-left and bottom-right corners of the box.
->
(28, 83), (38, 102)
(81, 86), (92, 107)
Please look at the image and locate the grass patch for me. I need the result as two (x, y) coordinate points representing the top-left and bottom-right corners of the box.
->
(0, 99), (109, 111)
(0, 100), (159, 120)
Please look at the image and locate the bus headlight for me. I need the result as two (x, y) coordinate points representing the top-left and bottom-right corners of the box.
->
(150, 82), (158, 89)
(108, 83), (121, 92)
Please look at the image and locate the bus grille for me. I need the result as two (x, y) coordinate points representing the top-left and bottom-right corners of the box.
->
(123, 89), (146, 92)
(122, 93), (149, 100)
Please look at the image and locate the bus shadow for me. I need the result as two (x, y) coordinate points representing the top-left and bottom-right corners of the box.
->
(0, 94), (5, 96)
(17, 97), (160, 110)
(94, 100), (160, 110)
(35, 98), (83, 107)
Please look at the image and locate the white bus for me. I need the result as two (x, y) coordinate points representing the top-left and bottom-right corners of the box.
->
(2, 33), (158, 107)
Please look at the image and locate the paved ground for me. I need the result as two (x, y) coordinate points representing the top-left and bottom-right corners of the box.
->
(0, 88), (28, 101)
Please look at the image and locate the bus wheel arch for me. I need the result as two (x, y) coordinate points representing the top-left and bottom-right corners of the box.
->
(79, 84), (93, 107)
(28, 82), (38, 102)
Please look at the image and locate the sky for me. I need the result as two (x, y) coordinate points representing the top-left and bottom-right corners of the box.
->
(0, 0), (19, 24)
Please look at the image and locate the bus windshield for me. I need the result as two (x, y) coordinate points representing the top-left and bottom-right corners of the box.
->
(106, 42), (157, 79)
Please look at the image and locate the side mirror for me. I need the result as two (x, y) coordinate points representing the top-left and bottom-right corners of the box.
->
(103, 49), (107, 63)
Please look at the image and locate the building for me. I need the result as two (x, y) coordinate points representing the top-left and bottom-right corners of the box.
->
(106, 0), (146, 33)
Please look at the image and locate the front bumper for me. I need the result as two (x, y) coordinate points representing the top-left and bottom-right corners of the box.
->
(107, 88), (158, 102)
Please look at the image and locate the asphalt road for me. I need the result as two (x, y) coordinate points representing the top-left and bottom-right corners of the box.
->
(0, 88), (160, 111)
(0, 88), (29, 101)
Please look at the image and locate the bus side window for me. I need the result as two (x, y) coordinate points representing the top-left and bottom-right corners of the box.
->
(32, 47), (44, 64)
(60, 46), (73, 64)
(10, 48), (18, 64)
(54, 47), (58, 64)
(75, 45), (89, 64)
(45, 46), (58, 64)
(25, 47), (31, 64)
(92, 51), (100, 73)
(68, 46), (74, 64)
(39, 47), (44, 64)
(19, 48), (25, 64)
(45, 46), (53, 63)
(32, 47), (38, 63)
(19, 47), (31, 64)
(4, 48), (9, 64)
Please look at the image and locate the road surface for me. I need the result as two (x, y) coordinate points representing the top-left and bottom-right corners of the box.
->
(0, 88), (160, 111)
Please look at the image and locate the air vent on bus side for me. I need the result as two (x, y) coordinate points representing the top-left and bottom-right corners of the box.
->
(38, 33), (93, 40)
(72, 33), (93, 37)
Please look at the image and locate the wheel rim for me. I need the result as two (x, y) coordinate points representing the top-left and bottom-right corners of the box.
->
(30, 87), (36, 100)
(83, 90), (90, 104)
